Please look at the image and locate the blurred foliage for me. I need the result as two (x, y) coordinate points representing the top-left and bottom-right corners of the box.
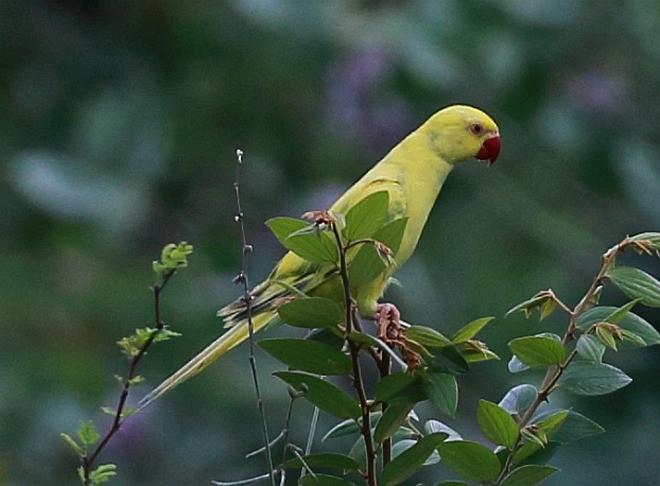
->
(1, 0), (658, 484)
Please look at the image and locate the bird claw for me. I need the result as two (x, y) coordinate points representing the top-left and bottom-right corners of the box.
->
(374, 303), (423, 370)
(375, 303), (402, 341)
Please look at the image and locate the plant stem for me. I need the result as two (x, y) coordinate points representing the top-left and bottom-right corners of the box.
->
(331, 223), (377, 486)
(378, 352), (392, 466)
(496, 238), (628, 483)
(81, 271), (174, 484)
(233, 149), (277, 486)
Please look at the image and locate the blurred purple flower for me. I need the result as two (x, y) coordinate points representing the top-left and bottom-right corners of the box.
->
(567, 70), (628, 112)
(325, 47), (414, 153)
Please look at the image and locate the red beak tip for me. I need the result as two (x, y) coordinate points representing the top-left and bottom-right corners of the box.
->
(476, 134), (501, 165)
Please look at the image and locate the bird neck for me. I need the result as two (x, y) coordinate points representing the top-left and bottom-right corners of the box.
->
(382, 129), (454, 265)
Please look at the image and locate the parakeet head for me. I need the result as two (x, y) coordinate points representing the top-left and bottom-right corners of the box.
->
(424, 105), (500, 165)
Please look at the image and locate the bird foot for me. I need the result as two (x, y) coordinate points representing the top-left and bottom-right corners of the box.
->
(375, 303), (402, 341)
(374, 303), (422, 370)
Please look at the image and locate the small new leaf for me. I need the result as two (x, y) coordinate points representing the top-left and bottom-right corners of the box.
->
(88, 463), (117, 485)
(117, 327), (181, 357)
(153, 242), (193, 281)
(627, 232), (660, 257)
(451, 317), (495, 343)
(101, 406), (115, 417)
(61, 433), (84, 456)
(595, 323), (619, 351)
(506, 290), (557, 320)
(77, 420), (100, 446)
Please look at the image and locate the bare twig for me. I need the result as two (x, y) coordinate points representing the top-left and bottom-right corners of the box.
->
(233, 149), (277, 486)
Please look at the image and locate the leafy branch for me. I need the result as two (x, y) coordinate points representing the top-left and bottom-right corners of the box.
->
(62, 242), (192, 485)
(492, 232), (660, 484)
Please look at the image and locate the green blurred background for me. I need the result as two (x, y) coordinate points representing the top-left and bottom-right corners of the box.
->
(1, 0), (659, 484)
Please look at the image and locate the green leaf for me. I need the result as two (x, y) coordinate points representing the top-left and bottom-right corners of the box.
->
(603, 299), (640, 324)
(575, 334), (606, 363)
(274, 371), (361, 419)
(404, 326), (452, 348)
(393, 436), (441, 465)
(298, 474), (356, 486)
(282, 453), (360, 471)
(508, 336), (565, 367)
(559, 362), (632, 395)
(508, 355), (530, 373)
(539, 298), (556, 321)
(88, 463), (117, 485)
(606, 266), (660, 307)
(628, 232), (660, 257)
(539, 410), (604, 444)
(423, 372), (458, 417)
(499, 464), (559, 486)
(477, 400), (520, 449)
(576, 306), (660, 345)
(375, 372), (426, 404)
(424, 420), (462, 441)
(266, 216), (308, 242)
(60, 433), (84, 456)
(457, 343), (500, 363)
(595, 325), (618, 350)
(499, 384), (538, 415)
(277, 297), (343, 329)
(374, 401), (415, 443)
(259, 338), (351, 375)
(514, 412), (568, 465)
(452, 317), (495, 343)
(427, 345), (470, 374)
(511, 441), (560, 467)
(152, 242), (193, 281)
(438, 440), (502, 482)
(620, 329), (648, 348)
(77, 420), (100, 446)
(117, 327), (181, 358)
(322, 413), (381, 441)
(348, 218), (408, 287)
(380, 433), (448, 485)
(506, 291), (554, 319)
(347, 330), (381, 349)
(343, 191), (389, 240)
(266, 217), (339, 263)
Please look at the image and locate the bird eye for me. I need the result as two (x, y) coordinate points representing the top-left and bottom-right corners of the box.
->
(469, 123), (483, 135)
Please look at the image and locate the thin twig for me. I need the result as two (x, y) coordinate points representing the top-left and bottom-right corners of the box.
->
(81, 271), (175, 484)
(330, 222), (377, 486)
(233, 149), (277, 486)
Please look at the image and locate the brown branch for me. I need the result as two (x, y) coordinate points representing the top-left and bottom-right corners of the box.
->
(81, 271), (174, 484)
(496, 237), (629, 483)
(331, 223), (377, 486)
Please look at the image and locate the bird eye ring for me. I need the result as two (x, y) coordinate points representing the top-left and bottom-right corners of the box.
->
(469, 123), (483, 135)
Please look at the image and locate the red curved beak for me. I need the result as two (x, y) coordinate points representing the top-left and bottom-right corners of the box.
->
(476, 132), (501, 166)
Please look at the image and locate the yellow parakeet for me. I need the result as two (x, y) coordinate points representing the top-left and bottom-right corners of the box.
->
(140, 104), (500, 407)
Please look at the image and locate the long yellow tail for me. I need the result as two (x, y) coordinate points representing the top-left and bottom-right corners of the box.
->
(139, 311), (274, 408)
